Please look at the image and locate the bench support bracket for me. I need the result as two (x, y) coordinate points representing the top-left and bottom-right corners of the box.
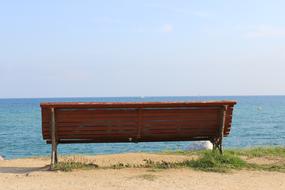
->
(50, 107), (58, 169)
(212, 137), (223, 154)
(211, 106), (227, 154)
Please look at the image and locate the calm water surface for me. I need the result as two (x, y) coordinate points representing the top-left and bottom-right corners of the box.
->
(0, 96), (284, 159)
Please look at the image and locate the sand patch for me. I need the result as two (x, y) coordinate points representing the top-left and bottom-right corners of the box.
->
(60, 153), (197, 167)
(1, 153), (285, 190)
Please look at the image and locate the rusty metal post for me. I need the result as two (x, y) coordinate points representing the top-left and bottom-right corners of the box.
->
(55, 142), (58, 163)
(218, 105), (227, 154)
(50, 107), (57, 169)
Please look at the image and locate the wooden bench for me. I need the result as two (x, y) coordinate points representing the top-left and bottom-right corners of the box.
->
(41, 101), (237, 168)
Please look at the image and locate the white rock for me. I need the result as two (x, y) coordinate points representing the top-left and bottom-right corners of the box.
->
(0, 156), (4, 161)
(187, 141), (213, 151)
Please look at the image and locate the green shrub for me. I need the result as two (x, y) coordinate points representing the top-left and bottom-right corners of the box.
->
(182, 151), (248, 172)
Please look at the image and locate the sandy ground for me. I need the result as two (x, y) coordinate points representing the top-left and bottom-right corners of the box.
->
(0, 153), (285, 190)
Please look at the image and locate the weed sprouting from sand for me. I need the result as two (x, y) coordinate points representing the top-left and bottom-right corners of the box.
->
(181, 151), (247, 172)
(157, 147), (285, 172)
(138, 150), (285, 172)
(51, 147), (285, 173)
(111, 162), (131, 169)
(137, 152), (247, 172)
(246, 163), (285, 172)
(162, 147), (285, 158)
(225, 147), (285, 158)
(141, 159), (177, 169)
(53, 162), (98, 172)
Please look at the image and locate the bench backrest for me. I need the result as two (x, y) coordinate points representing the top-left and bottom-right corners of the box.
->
(41, 101), (236, 144)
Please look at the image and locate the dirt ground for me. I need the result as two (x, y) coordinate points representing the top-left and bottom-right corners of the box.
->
(0, 153), (285, 190)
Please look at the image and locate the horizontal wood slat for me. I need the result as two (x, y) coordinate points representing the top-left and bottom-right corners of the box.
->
(41, 101), (237, 109)
(44, 132), (218, 140)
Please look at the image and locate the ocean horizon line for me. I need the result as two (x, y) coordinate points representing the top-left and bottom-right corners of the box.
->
(1, 94), (285, 100)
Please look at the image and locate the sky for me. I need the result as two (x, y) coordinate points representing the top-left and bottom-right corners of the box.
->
(1, 0), (285, 98)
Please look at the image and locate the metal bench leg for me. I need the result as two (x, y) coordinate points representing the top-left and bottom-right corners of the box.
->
(212, 106), (226, 155)
(51, 143), (56, 169)
(216, 138), (223, 154)
(50, 108), (57, 170)
(211, 137), (223, 154)
(50, 144), (58, 169)
(55, 143), (58, 163)
(211, 139), (216, 151)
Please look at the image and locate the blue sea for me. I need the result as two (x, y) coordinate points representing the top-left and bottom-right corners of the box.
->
(0, 96), (285, 159)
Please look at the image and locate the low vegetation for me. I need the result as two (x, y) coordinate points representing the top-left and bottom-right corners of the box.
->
(53, 162), (98, 172)
(52, 146), (285, 173)
(162, 146), (285, 157)
(225, 146), (285, 158)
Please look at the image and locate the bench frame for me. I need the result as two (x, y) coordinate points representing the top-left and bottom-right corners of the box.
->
(41, 101), (236, 169)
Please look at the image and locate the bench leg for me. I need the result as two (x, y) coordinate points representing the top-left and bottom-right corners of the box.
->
(55, 143), (58, 163)
(211, 105), (226, 155)
(216, 139), (223, 154)
(50, 142), (58, 169)
(211, 138), (223, 154)
(50, 107), (58, 170)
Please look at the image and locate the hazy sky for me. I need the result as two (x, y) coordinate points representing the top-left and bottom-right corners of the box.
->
(1, 0), (285, 98)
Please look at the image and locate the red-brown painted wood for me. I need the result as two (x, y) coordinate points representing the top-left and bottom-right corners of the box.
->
(41, 101), (236, 143)
(41, 101), (236, 109)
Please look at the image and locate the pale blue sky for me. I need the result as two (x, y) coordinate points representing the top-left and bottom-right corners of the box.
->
(1, 0), (285, 98)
